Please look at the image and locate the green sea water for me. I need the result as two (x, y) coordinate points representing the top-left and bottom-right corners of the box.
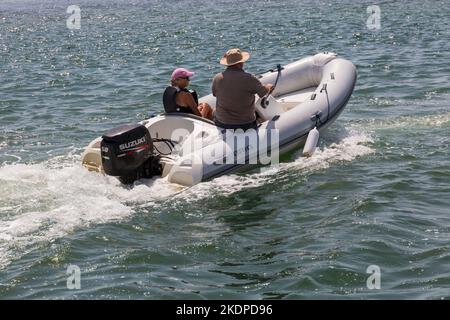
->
(0, 0), (449, 299)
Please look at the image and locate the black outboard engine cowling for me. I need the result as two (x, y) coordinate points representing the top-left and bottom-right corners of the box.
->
(101, 123), (161, 184)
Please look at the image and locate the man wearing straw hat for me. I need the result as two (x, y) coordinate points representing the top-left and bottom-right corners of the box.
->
(212, 48), (273, 130)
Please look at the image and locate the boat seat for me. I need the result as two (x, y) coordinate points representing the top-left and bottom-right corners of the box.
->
(280, 102), (300, 111)
(277, 87), (317, 111)
(255, 95), (285, 121)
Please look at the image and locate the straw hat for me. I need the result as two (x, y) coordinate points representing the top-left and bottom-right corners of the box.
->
(220, 48), (250, 66)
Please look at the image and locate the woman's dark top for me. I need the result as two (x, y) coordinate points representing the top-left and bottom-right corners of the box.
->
(162, 86), (198, 114)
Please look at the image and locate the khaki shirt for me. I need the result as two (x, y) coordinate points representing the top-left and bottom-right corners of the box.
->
(212, 66), (268, 124)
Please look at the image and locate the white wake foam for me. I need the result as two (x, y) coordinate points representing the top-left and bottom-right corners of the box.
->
(355, 113), (450, 130)
(0, 160), (181, 269)
(182, 129), (375, 200)
(0, 129), (374, 269)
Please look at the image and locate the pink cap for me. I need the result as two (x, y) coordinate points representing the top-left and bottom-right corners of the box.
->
(171, 68), (195, 81)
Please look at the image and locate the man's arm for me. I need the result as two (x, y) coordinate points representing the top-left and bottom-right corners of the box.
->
(264, 84), (274, 95)
(212, 76), (217, 97)
(250, 75), (273, 97)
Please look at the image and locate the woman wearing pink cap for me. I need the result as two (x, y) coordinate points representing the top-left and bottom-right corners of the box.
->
(162, 68), (213, 120)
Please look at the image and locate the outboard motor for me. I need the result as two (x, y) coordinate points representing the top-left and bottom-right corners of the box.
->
(101, 123), (161, 184)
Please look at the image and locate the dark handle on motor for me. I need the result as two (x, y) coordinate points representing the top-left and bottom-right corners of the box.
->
(260, 64), (283, 109)
(260, 97), (269, 109)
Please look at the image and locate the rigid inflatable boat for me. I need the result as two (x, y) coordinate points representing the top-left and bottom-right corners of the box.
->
(81, 52), (357, 186)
